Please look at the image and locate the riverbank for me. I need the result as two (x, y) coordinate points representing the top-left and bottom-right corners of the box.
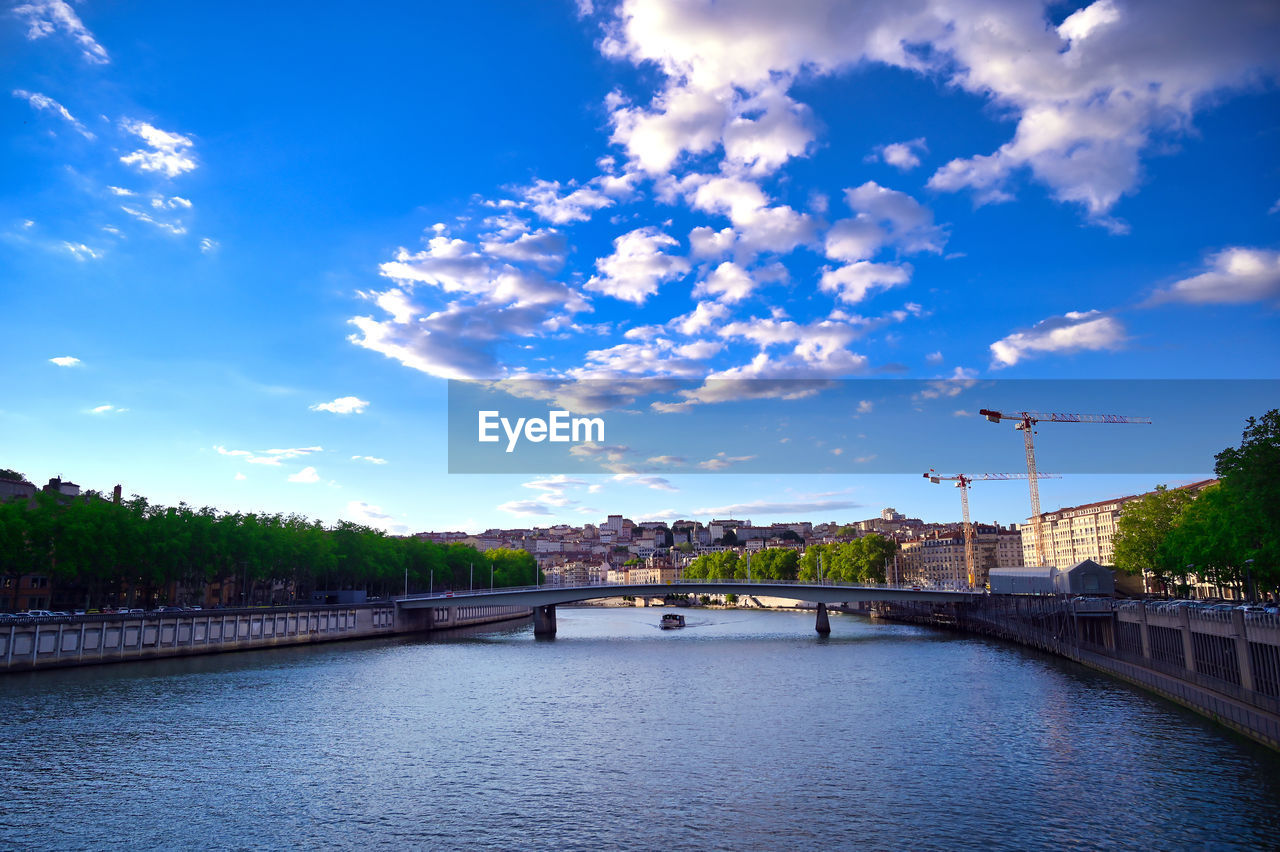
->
(876, 597), (1280, 752)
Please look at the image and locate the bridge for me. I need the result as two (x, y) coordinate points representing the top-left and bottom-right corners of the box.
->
(396, 581), (981, 635)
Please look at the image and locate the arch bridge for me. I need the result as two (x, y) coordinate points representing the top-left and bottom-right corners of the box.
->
(395, 582), (980, 636)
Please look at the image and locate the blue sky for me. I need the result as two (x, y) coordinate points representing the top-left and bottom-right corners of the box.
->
(2, 0), (1278, 534)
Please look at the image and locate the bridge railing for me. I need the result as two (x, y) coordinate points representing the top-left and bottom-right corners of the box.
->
(398, 578), (979, 602)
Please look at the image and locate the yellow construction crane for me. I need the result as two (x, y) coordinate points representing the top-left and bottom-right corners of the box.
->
(923, 470), (1060, 588)
(978, 409), (1152, 566)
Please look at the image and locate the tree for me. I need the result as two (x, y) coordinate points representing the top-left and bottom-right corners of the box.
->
(0, 468), (25, 481)
(1213, 409), (1280, 593)
(1113, 486), (1194, 592)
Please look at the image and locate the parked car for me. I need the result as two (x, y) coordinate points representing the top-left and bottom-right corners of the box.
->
(24, 610), (54, 617)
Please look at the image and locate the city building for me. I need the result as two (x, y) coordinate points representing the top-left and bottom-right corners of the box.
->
(1020, 479), (1218, 570)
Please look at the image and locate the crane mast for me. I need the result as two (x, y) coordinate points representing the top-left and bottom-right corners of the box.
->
(979, 409), (1152, 567)
(924, 470), (1059, 588)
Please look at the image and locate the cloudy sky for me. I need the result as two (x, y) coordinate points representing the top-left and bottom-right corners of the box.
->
(3, 0), (1278, 533)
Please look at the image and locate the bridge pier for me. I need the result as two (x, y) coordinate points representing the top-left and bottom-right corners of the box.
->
(533, 604), (557, 637)
(815, 602), (831, 635)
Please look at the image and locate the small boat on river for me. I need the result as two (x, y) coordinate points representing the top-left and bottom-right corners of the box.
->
(660, 613), (685, 629)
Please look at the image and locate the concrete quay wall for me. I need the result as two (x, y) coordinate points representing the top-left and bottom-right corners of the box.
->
(1, 602), (531, 673)
(878, 597), (1280, 752)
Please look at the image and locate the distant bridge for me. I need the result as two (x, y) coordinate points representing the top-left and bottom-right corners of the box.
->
(396, 581), (980, 635)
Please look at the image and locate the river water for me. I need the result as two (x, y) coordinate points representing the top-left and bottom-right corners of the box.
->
(2, 607), (1278, 850)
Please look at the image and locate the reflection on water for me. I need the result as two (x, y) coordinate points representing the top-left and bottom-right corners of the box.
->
(2, 608), (1277, 851)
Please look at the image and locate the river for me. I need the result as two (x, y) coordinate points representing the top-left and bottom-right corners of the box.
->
(2, 607), (1278, 850)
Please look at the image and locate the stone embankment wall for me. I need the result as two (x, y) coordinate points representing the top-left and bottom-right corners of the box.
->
(1, 602), (530, 672)
(877, 596), (1280, 751)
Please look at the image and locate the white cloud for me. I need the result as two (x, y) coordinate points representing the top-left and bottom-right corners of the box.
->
(481, 229), (567, 267)
(215, 445), (322, 466)
(990, 310), (1127, 367)
(876, 138), (927, 170)
(856, 400), (873, 414)
(603, 0), (1280, 220)
(120, 205), (186, 235)
(1148, 247), (1280, 305)
(89, 403), (124, 414)
(689, 225), (736, 259)
(670, 300), (730, 336)
(120, 120), (197, 177)
(825, 182), (946, 262)
(693, 261), (756, 303)
(585, 227), (691, 304)
(497, 499), (556, 517)
(697, 452), (756, 470)
(345, 500), (407, 533)
(611, 473), (678, 491)
(692, 498), (860, 516)
(926, 351), (944, 364)
(199, 237), (218, 253)
(678, 173), (814, 256)
(13, 0), (109, 63)
(351, 455), (388, 464)
(234, 472), (247, 480)
(49, 356), (79, 367)
(61, 241), (100, 261)
(819, 261), (911, 305)
(310, 396), (370, 415)
(355, 234), (593, 381)
(12, 89), (93, 138)
(288, 466), (320, 483)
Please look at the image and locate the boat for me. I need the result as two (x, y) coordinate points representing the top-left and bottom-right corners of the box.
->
(660, 613), (685, 629)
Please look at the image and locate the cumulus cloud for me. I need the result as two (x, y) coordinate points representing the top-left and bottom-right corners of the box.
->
(354, 233), (593, 380)
(1147, 247), (1280, 305)
(120, 120), (197, 177)
(602, 0), (1280, 219)
(825, 182), (946, 262)
(876, 138), (927, 170)
(693, 261), (756, 303)
(12, 89), (93, 138)
(310, 396), (370, 415)
(585, 226), (691, 304)
(287, 466), (320, 483)
(13, 0), (108, 63)
(819, 261), (912, 305)
(49, 356), (80, 367)
(990, 310), (1127, 367)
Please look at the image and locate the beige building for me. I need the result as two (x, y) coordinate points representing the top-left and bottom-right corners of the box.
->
(898, 525), (1024, 589)
(1020, 479), (1218, 569)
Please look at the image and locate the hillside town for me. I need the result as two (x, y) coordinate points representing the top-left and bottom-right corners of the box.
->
(0, 471), (1228, 612)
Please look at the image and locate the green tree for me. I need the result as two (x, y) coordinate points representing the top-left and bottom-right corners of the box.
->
(1113, 485), (1194, 592)
(1213, 409), (1280, 593)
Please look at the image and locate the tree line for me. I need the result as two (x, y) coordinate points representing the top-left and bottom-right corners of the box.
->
(0, 482), (537, 610)
(682, 534), (897, 584)
(1114, 410), (1278, 598)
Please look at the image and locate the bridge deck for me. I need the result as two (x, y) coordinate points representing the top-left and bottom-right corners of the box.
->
(396, 582), (979, 609)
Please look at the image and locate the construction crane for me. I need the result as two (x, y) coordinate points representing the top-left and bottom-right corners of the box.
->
(978, 409), (1152, 566)
(923, 470), (1060, 589)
